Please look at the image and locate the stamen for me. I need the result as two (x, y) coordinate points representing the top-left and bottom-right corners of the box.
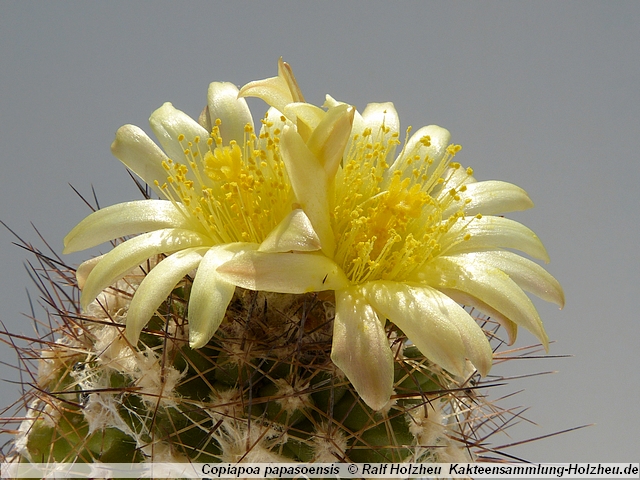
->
(334, 131), (472, 283)
(156, 118), (291, 246)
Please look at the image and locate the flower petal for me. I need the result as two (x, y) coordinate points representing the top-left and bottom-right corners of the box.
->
(238, 58), (303, 115)
(258, 107), (289, 151)
(443, 180), (534, 218)
(283, 102), (325, 142)
(126, 247), (206, 346)
(306, 104), (355, 178)
(448, 251), (565, 308)
(187, 245), (244, 348)
(258, 209), (321, 253)
(149, 102), (210, 162)
(361, 102), (400, 165)
(438, 290), (519, 345)
(216, 250), (348, 293)
(110, 124), (169, 194)
(391, 125), (451, 178)
(323, 94), (366, 154)
(206, 82), (253, 145)
(63, 200), (198, 253)
(75, 254), (105, 290)
(363, 281), (492, 377)
(280, 125), (334, 255)
(80, 228), (207, 310)
(421, 256), (549, 350)
(441, 216), (550, 262)
(331, 288), (394, 410)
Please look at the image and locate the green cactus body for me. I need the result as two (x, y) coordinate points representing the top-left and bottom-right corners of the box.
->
(8, 267), (482, 469)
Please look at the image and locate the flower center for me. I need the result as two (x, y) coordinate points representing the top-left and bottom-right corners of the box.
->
(156, 115), (292, 244)
(333, 127), (472, 284)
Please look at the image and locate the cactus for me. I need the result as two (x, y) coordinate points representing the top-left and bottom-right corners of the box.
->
(2, 59), (565, 472)
(2, 243), (498, 465)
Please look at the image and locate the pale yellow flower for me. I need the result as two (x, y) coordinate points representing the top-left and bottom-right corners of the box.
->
(64, 78), (349, 348)
(218, 63), (565, 409)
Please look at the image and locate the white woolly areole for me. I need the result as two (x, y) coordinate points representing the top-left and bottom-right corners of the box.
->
(89, 324), (184, 408)
(310, 422), (348, 462)
(273, 378), (310, 413)
(83, 394), (135, 436)
(37, 339), (78, 386)
(407, 399), (446, 447)
(13, 400), (49, 460)
(140, 441), (189, 463)
(437, 443), (474, 463)
(205, 389), (290, 463)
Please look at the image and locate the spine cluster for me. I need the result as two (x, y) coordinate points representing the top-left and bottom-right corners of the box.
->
(0, 237), (529, 466)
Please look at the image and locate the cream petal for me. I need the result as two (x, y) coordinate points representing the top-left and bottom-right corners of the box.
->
(238, 58), (302, 115)
(323, 94), (367, 167)
(258, 107), (289, 151)
(80, 228), (207, 310)
(322, 94), (342, 109)
(331, 288), (394, 410)
(363, 281), (492, 377)
(306, 104), (355, 178)
(277, 58), (305, 103)
(435, 165), (477, 201)
(280, 126), (335, 255)
(442, 180), (534, 218)
(258, 209), (321, 253)
(449, 251), (565, 308)
(198, 105), (212, 132)
(239, 75), (292, 114)
(391, 125), (451, 177)
(149, 102), (210, 162)
(110, 124), (168, 195)
(439, 289), (519, 345)
(422, 256), (549, 350)
(188, 245), (241, 349)
(441, 216), (550, 262)
(216, 250), (348, 293)
(283, 102), (325, 133)
(76, 254), (105, 290)
(449, 307), (494, 377)
(361, 102), (400, 165)
(126, 247), (206, 346)
(207, 82), (253, 145)
(63, 200), (197, 253)
(324, 94), (365, 136)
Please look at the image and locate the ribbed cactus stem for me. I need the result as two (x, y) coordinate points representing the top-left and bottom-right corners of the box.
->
(7, 265), (483, 465)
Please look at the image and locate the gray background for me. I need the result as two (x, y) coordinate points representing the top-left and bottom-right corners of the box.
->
(1, 1), (638, 463)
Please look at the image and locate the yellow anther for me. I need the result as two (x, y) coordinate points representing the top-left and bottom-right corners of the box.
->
(446, 144), (462, 155)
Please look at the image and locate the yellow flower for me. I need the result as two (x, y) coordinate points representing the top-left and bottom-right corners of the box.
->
(218, 63), (565, 410)
(64, 78), (349, 348)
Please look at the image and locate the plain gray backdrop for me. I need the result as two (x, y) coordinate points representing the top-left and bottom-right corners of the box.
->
(1, 1), (638, 463)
